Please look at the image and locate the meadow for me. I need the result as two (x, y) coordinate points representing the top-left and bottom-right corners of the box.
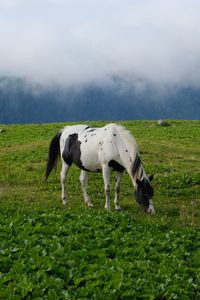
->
(0, 120), (200, 299)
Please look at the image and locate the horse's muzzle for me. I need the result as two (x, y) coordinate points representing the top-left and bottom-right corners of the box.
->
(147, 203), (155, 214)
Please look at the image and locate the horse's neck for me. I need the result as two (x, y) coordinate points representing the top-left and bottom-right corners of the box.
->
(109, 125), (146, 186)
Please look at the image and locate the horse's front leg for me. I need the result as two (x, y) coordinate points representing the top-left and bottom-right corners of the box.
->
(114, 172), (123, 211)
(80, 170), (94, 207)
(102, 164), (111, 210)
(60, 161), (70, 205)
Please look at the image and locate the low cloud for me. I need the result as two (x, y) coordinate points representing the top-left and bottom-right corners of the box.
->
(0, 0), (200, 89)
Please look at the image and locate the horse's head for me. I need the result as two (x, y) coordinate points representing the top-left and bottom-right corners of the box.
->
(135, 175), (155, 214)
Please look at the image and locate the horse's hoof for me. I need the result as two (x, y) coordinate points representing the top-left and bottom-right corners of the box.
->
(105, 207), (111, 212)
(88, 203), (94, 208)
(62, 198), (67, 205)
(115, 207), (122, 212)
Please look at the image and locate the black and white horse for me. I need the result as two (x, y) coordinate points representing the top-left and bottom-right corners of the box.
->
(45, 123), (155, 213)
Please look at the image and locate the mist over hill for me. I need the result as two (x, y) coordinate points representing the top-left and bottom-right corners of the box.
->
(0, 77), (199, 124)
(1, 1), (200, 124)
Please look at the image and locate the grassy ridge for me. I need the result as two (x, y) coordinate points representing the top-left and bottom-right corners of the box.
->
(0, 120), (200, 299)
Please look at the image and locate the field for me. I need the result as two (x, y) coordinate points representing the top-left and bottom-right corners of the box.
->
(0, 120), (200, 299)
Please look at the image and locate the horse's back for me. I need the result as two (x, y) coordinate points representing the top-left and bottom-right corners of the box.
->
(61, 123), (118, 139)
(61, 124), (89, 139)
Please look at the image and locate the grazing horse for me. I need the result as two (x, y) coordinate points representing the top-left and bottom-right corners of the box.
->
(45, 123), (155, 214)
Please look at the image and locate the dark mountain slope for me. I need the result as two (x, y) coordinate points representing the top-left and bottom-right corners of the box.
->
(0, 77), (199, 123)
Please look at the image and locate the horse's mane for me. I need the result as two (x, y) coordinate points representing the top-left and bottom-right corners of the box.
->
(114, 124), (138, 153)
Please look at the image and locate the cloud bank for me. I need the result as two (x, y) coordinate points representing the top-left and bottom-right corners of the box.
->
(0, 0), (200, 89)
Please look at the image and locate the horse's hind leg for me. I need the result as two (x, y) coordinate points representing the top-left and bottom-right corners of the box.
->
(80, 170), (94, 207)
(114, 172), (123, 211)
(60, 160), (70, 205)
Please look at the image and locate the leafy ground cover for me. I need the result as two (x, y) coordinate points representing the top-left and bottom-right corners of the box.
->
(0, 210), (199, 299)
(0, 120), (200, 299)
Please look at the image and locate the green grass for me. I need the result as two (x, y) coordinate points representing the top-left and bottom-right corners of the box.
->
(0, 120), (200, 299)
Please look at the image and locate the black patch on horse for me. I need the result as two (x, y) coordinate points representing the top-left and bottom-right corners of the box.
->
(108, 160), (125, 172)
(62, 133), (89, 171)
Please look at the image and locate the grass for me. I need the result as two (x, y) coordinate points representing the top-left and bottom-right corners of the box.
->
(0, 120), (200, 299)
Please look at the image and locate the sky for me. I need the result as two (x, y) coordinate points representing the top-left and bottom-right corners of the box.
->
(0, 0), (200, 89)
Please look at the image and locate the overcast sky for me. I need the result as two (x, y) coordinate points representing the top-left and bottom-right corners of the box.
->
(0, 0), (200, 89)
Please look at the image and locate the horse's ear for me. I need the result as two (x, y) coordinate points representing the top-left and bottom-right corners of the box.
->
(149, 175), (154, 182)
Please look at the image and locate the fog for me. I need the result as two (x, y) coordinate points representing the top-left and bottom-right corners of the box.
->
(0, 0), (200, 89)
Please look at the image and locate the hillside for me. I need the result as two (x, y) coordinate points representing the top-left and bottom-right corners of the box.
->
(0, 120), (200, 298)
(0, 77), (200, 123)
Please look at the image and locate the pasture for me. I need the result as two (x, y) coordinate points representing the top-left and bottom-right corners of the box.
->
(0, 120), (200, 299)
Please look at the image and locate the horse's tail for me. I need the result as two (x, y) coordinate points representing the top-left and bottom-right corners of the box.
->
(45, 132), (62, 180)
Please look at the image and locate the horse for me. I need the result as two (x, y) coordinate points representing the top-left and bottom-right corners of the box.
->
(45, 123), (155, 214)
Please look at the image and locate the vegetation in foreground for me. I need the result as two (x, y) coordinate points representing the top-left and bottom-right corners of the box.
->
(0, 120), (200, 299)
